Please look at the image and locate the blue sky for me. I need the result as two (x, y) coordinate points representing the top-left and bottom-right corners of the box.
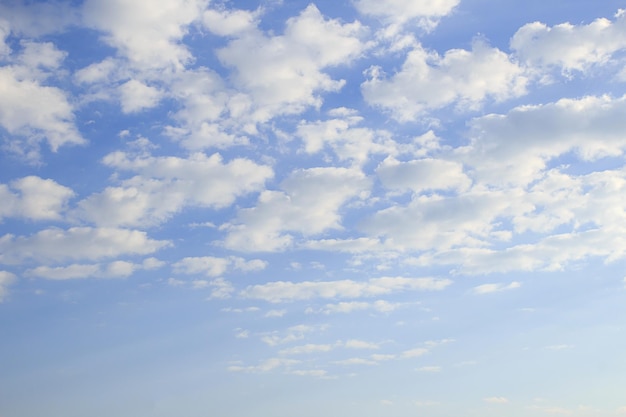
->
(1, 0), (626, 416)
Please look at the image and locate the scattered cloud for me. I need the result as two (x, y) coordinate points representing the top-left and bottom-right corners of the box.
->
(241, 276), (451, 303)
(0, 227), (170, 265)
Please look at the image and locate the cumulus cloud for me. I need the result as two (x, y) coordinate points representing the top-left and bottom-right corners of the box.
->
(354, 0), (459, 30)
(0, 227), (170, 265)
(0, 1), (79, 37)
(222, 167), (371, 252)
(295, 108), (399, 167)
(0, 65), (85, 158)
(0, 176), (74, 221)
(459, 94), (626, 187)
(241, 276), (451, 303)
(511, 10), (626, 75)
(75, 151), (273, 227)
(118, 79), (162, 113)
(361, 188), (519, 251)
(202, 6), (258, 36)
(82, 0), (206, 71)
(216, 4), (368, 121)
(376, 157), (471, 194)
(362, 40), (526, 121)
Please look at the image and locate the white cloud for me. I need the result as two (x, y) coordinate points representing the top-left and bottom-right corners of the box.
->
(118, 79), (162, 113)
(162, 67), (253, 150)
(295, 109), (399, 167)
(82, 0), (206, 71)
(202, 7), (258, 36)
(459, 95), (626, 187)
(23, 259), (159, 280)
(0, 176), (74, 221)
(0, 271), (16, 302)
(216, 4), (368, 122)
(362, 40), (526, 121)
(265, 309), (286, 318)
(0, 66), (85, 158)
(473, 281), (521, 295)
(172, 256), (229, 277)
(402, 348), (429, 358)
(0, 1), (79, 37)
(361, 188), (517, 251)
(75, 151), (272, 227)
(25, 264), (99, 280)
(0, 227), (170, 265)
(511, 10), (626, 75)
(241, 276), (451, 303)
(17, 41), (67, 75)
(222, 167), (371, 252)
(353, 0), (459, 29)
(377, 157), (471, 194)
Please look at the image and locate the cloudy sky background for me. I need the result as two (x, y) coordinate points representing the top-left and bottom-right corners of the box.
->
(1, 0), (626, 416)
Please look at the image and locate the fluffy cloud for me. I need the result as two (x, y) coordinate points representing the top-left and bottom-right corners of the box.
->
(241, 276), (452, 303)
(75, 151), (273, 227)
(118, 79), (162, 113)
(222, 167), (371, 252)
(0, 227), (170, 265)
(216, 4), (368, 122)
(0, 65), (85, 158)
(0, 271), (16, 302)
(295, 108), (399, 167)
(362, 41), (526, 121)
(459, 94), (626, 186)
(511, 10), (626, 75)
(354, 0), (459, 29)
(361, 188), (520, 251)
(376, 157), (471, 194)
(0, 176), (74, 221)
(82, 0), (206, 71)
(202, 6), (258, 36)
